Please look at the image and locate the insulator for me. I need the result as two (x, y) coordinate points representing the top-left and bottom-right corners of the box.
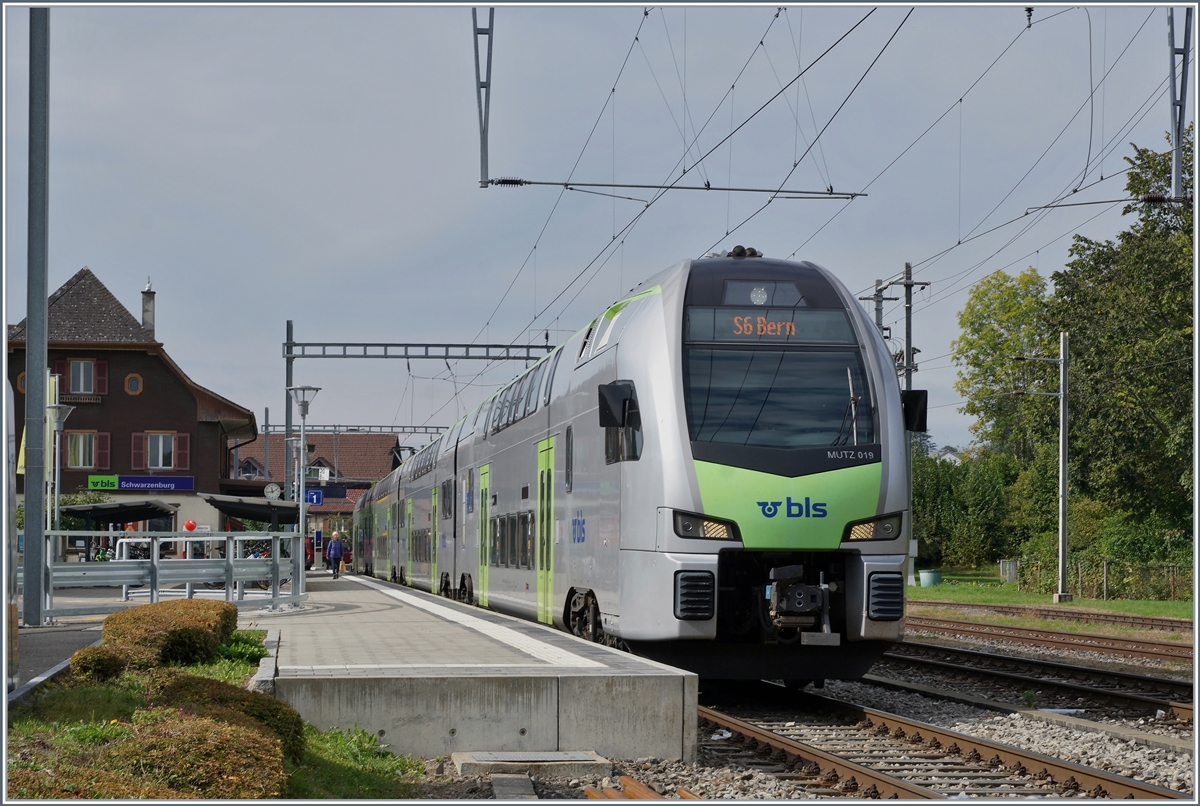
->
(493, 177), (526, 187)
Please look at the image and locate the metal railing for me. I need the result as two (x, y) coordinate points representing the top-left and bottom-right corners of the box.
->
(23, 531), (307, 618)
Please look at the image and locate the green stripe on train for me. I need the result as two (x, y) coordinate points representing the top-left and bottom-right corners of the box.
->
(694, 461), (881, 550)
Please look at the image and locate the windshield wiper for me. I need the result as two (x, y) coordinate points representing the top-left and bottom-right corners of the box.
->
(829, 368), (861, 447)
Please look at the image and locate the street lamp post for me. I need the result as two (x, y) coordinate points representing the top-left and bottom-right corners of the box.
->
(287, 386), (319, 595)
(47, 404), (75, 533)
(1012, 331), (1070, 602)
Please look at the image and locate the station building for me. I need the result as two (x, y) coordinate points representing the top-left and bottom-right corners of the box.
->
(7, 267), (259, 548)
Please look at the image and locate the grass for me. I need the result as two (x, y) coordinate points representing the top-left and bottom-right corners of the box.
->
(908, 567), (1195, 620)
(8, 625), (429, 799)
(285, 725), (425, 799)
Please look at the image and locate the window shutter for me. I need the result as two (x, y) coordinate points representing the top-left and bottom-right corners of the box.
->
(54, 360), (67, 384)
(95, 360), (109, 395)
(176, 433), (190, 470)
(96, 433), (110, 470)
(131, 433), (145, 470)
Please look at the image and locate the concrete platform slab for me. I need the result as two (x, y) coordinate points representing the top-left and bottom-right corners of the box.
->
(451, 750), (612, 777)
(248, 571), (697, 762)
(489, 773), (537, 800)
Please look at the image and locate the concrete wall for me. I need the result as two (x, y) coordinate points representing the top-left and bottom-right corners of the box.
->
(276, 671), (697, 762)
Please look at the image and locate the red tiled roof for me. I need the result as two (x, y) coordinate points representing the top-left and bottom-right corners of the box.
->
(234, 433), (398, 485)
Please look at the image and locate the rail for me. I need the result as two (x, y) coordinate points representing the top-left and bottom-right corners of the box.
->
(22, 531), (307, 618)
(906, 616), (1194, 660)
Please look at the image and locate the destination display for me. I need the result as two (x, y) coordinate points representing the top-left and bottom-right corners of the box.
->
(685, 307), (856, 343)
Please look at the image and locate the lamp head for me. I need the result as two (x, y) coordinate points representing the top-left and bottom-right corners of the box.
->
(287, 386), (320, 417)
(47, 404), (76, 430)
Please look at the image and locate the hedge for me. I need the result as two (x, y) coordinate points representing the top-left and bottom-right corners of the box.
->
(101, 599), (237, 665)
(103, 707), (287, 798)
(150, 672), (305, 763)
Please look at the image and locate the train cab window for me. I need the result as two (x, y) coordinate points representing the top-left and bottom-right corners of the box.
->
(507, 513), (518, 568)
(565, 426), (574, 492)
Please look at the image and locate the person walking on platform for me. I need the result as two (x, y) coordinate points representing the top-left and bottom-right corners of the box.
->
(327, 532), (345, 579)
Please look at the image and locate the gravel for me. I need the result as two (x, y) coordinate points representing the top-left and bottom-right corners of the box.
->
(816, 679), (1194, 795)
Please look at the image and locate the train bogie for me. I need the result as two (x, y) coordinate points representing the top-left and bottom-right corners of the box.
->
(354, 254), (919, 679)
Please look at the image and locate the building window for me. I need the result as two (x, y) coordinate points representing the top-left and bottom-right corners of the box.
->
(147, 432), (175, 469)
(67, 432), (95, 469)
(16, 372), (25, 394)
(69, 360), (94, 394)
(124, 373), (143, 395)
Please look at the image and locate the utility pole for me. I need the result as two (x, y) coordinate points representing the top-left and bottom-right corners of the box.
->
(284, 320), (294, 504)
(884, 263), (930, 589)
(1056, 332), (1069, 602)
(1168, 7), (1192, 199)
(24, 7), (50, 627)
(473, 8), (495, 188)
(857, 280), (897, 339)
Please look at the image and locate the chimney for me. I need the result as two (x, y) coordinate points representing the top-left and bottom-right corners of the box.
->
(142, 278), (155, 339)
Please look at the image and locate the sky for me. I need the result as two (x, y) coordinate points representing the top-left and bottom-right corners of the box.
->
(5, 3), (1195, 452)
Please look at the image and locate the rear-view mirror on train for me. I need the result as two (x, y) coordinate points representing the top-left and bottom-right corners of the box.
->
(598, 382), (634, 428)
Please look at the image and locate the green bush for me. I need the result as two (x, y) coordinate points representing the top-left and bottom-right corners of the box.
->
(65, 719), (132, 745)
(102, 600), (226, 665)
(152, 673), (305, 763)
(70, 645), (128, 682)
(104, 707), (286, 798)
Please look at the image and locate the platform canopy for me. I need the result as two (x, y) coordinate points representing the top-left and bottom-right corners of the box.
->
(196, 493), (300, 528)
(59, 499), (179, 527)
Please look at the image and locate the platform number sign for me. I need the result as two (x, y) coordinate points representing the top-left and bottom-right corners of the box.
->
(305, 488), (324, 506)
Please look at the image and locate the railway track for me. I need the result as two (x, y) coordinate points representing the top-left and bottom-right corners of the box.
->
(908, 600), (1194, 633)
(907, 616), (1194, 661)
(883, 642), (1193, 721)
(699, 683), (1188, 799)
(584, 776), (698, 799)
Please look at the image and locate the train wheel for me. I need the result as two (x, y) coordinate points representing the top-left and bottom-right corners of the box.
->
(399, 566), (406, 586)
(439, 573), (451, 598)
(390, 565), (397, 583)
(584, 595), (603, 643)
(465, 575), (474, 605)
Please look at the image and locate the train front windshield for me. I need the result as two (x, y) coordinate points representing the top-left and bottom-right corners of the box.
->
(684, 347), (873, 448)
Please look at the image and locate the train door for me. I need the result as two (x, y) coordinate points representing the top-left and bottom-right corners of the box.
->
(430, 486), (439, 594)
(478, 465), (490, 606)
(536, 437), (555, 624)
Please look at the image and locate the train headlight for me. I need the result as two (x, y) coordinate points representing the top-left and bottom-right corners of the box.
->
(844, 514), (903, 541)
(673, 511), (740, 541)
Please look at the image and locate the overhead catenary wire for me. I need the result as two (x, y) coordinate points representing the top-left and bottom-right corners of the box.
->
(702, 7), (914, 255)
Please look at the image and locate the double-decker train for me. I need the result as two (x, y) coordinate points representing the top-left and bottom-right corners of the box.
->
(352, 250), (925, 680)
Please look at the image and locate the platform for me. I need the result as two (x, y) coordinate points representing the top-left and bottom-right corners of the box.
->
(242, 572), (698, 761)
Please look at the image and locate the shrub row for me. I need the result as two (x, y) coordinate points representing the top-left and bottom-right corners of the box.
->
(36, 600), (302, 798)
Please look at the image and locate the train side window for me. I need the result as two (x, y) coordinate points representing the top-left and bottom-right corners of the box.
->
(464, 469), (474, 514)
(565, 426), (573, 492)
(497, 516), (508, 566)
(490, 518), (499, 566)
(522, 362), (545, 418)
(604, 381), (643, 464)
(543, 348), (563, 406)
(507, 513), (518, 568)
(578, 318), (598, 360)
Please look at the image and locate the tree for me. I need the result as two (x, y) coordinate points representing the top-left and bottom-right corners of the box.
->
(952, 268), (1057, 460)
(1045, 127), (1193, 529)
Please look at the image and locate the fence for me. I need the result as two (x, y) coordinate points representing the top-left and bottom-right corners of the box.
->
(1015, 558), (1193, 601)
(20, 531), (307, 619)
